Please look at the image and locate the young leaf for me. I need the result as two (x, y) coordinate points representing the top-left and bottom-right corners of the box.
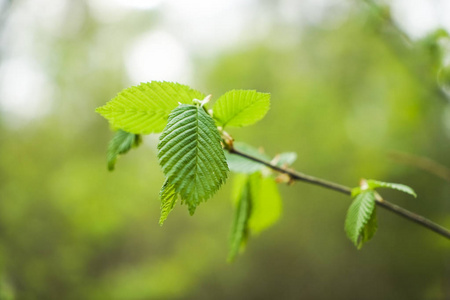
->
(159, 180), (178, 226)
(213, 90), (270, 128)
(228, 179), (251, 262)
(248, 173), (282, 234)
(366, 180), (417, 197)
(158, 104), (229, 214)
(351, 187), (362, 198)
(225, 142), (271, 174)
(107, 129), (142, 171)
(345, 190), (377, 249)
(96, 81), (205, 134)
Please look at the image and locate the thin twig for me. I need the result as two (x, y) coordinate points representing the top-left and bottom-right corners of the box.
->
(389, 151), (450, 183)
(228, 147), (450, 240)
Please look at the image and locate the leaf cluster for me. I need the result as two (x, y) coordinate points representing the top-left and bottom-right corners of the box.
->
(345, 179), (416, 249)
(97, 81), (421, 260)
(97, 81), (272, 222)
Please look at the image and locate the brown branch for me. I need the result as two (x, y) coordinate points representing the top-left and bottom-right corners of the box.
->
(228, 147), (450, 240)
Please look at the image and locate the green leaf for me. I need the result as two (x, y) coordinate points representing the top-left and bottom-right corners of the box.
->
(107, 129), (142, 171)
(228, 178), (251, 262)
(360, 206), (378, 247)
(274, 152), (297, 167)
(159, 180), (178, 226)
(213, 90), (270, 128)
(96, 81), (205, 134)
(225, 142), (271, 174)
(248, 173), (282, 234)
(366, 179), (417, 197)
(158, 104), (229, 214)
(345, 190), (377, 249)
(351, 187), (362, 198)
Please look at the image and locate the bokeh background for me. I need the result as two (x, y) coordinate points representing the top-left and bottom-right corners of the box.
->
(1, 0), (450, 299)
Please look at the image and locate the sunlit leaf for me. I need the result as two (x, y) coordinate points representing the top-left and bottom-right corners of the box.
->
(96, 81), (205, 134)
(213, 90), (270, 128)
(367, 179), (417, 197)
(158, 104), (229, 214)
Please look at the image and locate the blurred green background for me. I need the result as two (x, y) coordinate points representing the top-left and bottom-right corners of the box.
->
(0, 0), (449, 299)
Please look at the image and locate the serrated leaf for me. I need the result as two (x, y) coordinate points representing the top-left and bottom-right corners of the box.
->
(274, 152), (297, 167)
(228, 179), (251, 262)
(96, 81), (205, 134)
(345, 190), (377, 249)
(158, 104), (229, 214)
(248, 173), (282, 234)
(213, 90), (270, 128)
(107, 129), (142, 171)
(366, 179), (417, 197)
(225, 142), (271, 174)
(159, 180), (178, 226)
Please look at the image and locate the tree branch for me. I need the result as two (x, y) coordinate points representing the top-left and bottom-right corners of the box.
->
(228, 147), (450, 240)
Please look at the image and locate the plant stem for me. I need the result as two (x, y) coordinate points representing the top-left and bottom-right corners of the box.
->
(228, 147), (450, 240)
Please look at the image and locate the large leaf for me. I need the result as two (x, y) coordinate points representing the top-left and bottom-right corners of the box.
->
(345, 190), (377, 249)
(159, 180), (178, 226)
(228, 179), (251, 262)
(107, 129), (141, 171)
(366, 179), (417, 197)
(225, 142), (271, 174)
(96, 81), (205, 134)
(158, 104), (229, 214)
(213, 90), (270, 128)
(248, 173), (282, 234)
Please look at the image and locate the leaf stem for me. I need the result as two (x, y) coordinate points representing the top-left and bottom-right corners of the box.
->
(228, 147), (450, 240)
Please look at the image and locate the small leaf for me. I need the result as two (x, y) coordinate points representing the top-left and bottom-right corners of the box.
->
(158, 104), (229, 214)
(96, 81), (205, 134)
(345, 190), (377, 249)
(159, 180), (178, 226)
(366, 179), (417, 197)
(248, 173), (282, 234)
(107, 129), (141, 171)
(274, 152), (297, 167)
(225, 142), (271, 174)
(351, 187), (362, 198)
(228, 179), (251, 262)
(213, 90), (270, 128)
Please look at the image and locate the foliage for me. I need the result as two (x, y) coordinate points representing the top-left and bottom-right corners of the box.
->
(96, 82), (205, 134)
(213, 90), (270, 128)
(97, 81), (426, 257)
(347, 179), (416, 248)
(3, 2), (450, 297)
(97, 82), (286, 259)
